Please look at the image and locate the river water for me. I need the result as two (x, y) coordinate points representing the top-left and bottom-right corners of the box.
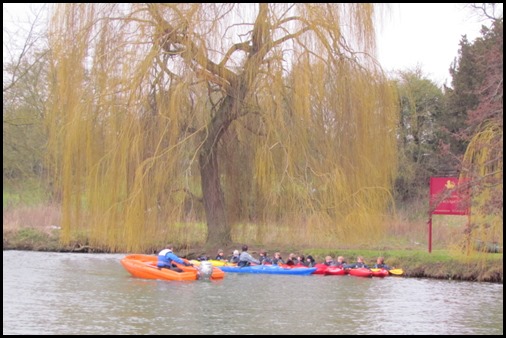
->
(3, 251), (503, 335)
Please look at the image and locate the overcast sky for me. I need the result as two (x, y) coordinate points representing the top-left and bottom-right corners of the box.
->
(376, 3), (499, 86)
(3, 3), (500, 87)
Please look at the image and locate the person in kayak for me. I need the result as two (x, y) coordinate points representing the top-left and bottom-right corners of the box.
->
(238, 245), (260, 267)
(271, 252), (285, 265)
(229, 250), (240, 264)
(344, 256), (369, 269)
(215, 249), (225, 260)
(286, 253), (298, 266)
(305, 255), (316, 267)
(373, 256), (392, 270)
(296, 255), (305, 266)
(335, 256), (347, 268)
(323, 255), (337, 266)
(157, 244), (192, 272)
(259, 250), (272, 265)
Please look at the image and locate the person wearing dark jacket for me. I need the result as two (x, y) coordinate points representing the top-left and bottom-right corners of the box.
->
(229, 250), (240, 264)
(305, 255), (316, 267)
(323, 255), (336, 266)
(271, 252), (285, 265)
(259, 250), (272, 265)
(335, 256), (347, 268)
(344, 256), (369, 269)
(215, 249), (226, 260)
(286, 253), (298, 266)
(373, 256), (392, 270)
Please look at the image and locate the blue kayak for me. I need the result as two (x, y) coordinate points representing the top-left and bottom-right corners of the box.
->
(218, 265), (316, 275)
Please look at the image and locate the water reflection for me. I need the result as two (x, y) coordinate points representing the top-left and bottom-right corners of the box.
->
(3, 251), (503, 335)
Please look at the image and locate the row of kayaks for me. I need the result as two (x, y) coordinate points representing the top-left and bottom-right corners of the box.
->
(120, 255), (404, 281)
(195, 260), (404, 277)
(313, 263), (404, 277)
(208, 262), (401, 278)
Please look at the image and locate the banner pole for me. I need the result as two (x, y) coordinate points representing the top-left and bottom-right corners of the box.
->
(428, 215), (432, 253)
(429, 177), (433, 254)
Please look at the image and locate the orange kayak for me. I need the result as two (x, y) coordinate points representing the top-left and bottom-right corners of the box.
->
(120, 254), (225, 281)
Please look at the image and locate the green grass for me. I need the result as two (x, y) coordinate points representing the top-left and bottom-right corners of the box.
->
(3, 179), (48, 207)
(4, 227), (61, 251)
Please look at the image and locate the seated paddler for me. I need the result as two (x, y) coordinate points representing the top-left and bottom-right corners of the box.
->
(157, 244), (192, 272)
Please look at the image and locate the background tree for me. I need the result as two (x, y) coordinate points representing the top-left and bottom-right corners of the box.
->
(3, 5), (49, 201)
(394, 69), (445, 202)
(444, 6), (502, 250)
(3, 55), (48, 182)
(46, 3), (398, 252)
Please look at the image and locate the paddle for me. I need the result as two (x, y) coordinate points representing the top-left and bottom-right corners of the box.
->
(388, 268), (404, 276)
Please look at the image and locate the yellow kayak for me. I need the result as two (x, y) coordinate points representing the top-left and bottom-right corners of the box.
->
(190, 259), (237, 267)
(370, 268), (404, 276)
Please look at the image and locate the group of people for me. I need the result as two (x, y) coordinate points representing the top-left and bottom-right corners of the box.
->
(157, 243), (392, 272)
(213, 246), (392, 270)
(321, 255), (392, 270)
(213, 246), (317, 267)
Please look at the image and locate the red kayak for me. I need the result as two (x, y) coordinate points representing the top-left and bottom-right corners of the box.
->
(324, 266), (346, 276)
(313, 263), (330, 275)
(347, 267), (372, 277)
(312, 263), (346, 275)
(370, 268), (389, 277)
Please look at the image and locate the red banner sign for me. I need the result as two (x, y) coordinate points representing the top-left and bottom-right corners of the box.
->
(430, 177), (469, 215)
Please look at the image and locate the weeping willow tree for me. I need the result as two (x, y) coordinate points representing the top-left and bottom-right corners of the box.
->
(460, 121), (503, 253)
(46, 3), (398, 252)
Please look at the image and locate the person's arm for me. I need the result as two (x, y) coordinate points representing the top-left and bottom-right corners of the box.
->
(167, 252), (186, 265)
(245, 252), (260, 264)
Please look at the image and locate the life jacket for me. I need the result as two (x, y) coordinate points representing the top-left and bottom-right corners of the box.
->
(157, 249), (173, 267)
(374, 263), (389, 269)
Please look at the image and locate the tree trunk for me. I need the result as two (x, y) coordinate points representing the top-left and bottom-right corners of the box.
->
(199, 129), (232, 248)
(198, 81), (244, 248)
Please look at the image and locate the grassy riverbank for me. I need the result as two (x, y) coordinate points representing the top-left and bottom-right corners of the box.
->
(3, 224), (502, 283)
(3, 189), (503, 283)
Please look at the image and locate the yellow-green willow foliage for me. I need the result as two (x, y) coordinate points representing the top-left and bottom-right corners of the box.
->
(46, 3), (398, 252)
(459, 121), (503, 253)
